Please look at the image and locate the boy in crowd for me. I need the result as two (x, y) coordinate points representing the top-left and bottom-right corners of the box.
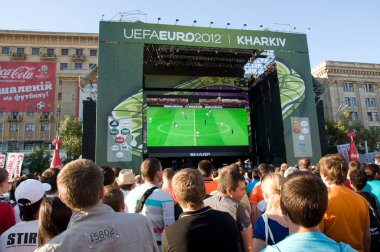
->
(162, 169), (239, 252)
(1, 179), (50, 252)
(264, 172), (355, 251)
(319, 154), (370, 252)
(36, 159), (158, 252)
(198, 160), (218, 195)
(204, 167), (252, 252)
(102, 185), (125, 212)
(125, 158), (174, 247)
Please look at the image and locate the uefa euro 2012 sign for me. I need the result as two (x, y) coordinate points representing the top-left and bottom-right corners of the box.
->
(123, 28), (287, 48)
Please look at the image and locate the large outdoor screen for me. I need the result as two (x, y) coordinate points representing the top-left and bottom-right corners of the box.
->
(146, 94), (250, 157)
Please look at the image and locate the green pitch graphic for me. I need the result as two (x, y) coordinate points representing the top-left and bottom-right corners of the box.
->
(147, 107), (249, 147)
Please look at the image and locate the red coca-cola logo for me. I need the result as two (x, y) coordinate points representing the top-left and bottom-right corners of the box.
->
(0, 66), (36, 80)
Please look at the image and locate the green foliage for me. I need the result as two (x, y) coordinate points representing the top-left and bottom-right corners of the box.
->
(59, 115), (83, 162)
(23, 148), (52, 174)
(325, 112), (380, 153)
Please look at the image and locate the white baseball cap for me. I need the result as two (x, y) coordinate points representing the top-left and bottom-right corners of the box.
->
(15, 179), (51, 206)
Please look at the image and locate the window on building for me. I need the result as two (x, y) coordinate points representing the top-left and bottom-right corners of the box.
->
(367, 112), (373, 122)
(370, 98), (377, 107)
(363, 83), (374, 93)
(42, 112), (50, 118)
(24, 142), (34, 151)
(57, 107), (61, 118)
(61, 48), (68, 56)
(0, 123), (3, 132)
(59, 80), (62, 86)
(1, 47), (9, 55)
(349, 97), (356, 107)
(349, 112), (358, 122)
(41, 123), (50, 132)
(10, 123), (18, 132)
(58, 92), (62, 101)
(60, 63), (68, 70)
(75, 63), (82, 69)
(25, 123), (35, 132)
(344, 97), (356, 107)
(342, 82), (354, 92)
(374, 112), (379, 122)
(90, 49), (97, 56)
(16, 48), (25, 54)
(27, 112), (35, 116)
(89, 63), (96, 69)
(32, 48), (40, 55)
(365, 98), (370, 107)
(76, 49), (83, 56)
(8, 141), (18, 151)
(47, 48), (54, 55)
(344, 97), (350, 106)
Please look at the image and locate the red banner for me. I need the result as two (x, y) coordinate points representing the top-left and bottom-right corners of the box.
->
(0, 62), (56, 112)
(5, 153), (24, 182)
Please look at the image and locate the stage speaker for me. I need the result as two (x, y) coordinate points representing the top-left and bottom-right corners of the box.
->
(82, 98), (96, 161)
(316, 100), (328, 156)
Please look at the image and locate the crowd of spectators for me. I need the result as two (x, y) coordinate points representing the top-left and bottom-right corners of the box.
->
(1, 153), (380, 251)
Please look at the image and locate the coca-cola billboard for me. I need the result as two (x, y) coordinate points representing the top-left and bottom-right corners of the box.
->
(0, 62), (56, 112)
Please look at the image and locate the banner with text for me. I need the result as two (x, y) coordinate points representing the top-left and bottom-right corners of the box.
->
(0, 154), (6, 169)
(5, 153), (24, 182)
(0, 62), (56, 112)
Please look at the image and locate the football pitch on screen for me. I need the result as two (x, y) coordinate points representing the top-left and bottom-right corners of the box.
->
(147, 107), (249, 147)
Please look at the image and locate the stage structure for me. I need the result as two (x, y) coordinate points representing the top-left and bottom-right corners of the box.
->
(97, 21), (321, 171)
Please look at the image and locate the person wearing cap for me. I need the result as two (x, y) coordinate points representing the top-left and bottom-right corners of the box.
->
(35, 159), (158, 252)
(115, 168), (136, 213)
(0, 179), (50, 252)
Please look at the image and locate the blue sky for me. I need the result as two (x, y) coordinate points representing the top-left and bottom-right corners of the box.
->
(0, 0), (378, 68)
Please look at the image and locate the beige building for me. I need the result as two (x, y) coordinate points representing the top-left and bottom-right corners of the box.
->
(312, 61), (380, 128)
(0, 30), (98, 152)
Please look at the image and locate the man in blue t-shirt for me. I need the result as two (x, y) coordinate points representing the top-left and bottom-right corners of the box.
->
(263, 172), (355, 252)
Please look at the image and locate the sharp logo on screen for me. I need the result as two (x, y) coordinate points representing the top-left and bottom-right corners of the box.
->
(0, 66), (36, 80)
(124, 28), (223, 44)
(190, 153), (211, 157)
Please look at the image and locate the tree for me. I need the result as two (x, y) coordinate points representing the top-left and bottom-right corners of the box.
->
(23, 147), (52, 174)
(59, 115), (83, 162)
(325, 112), (380, 153)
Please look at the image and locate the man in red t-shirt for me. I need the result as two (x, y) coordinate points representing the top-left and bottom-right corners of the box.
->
(198, 160), (218, 195)
(0, 169), (15, 235)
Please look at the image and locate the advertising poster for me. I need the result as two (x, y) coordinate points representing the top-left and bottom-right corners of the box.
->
(0, 61), (56, 112)
(0, 154), (6, 169)
(5, 153), (24, 182)
(107, 117), (133, 162)
(291, 117), (312, 157)
(337, 144), (350, 162)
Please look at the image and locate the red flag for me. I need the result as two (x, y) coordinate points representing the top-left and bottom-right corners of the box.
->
(50, 138), (62, 168)
(347, 132), (359, 161)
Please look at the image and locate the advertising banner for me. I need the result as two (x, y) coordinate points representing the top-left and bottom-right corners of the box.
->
(5, 153), (24, 182)
(0, 154), (6, 169)
(0, 62), (56, 112)
(337, 144), (350, 162)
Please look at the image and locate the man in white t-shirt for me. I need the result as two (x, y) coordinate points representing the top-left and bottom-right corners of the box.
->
(0, 179), (50, 252)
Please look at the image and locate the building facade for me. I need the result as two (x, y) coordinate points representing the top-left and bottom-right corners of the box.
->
(0, 30), (98, 152)
(312, 61), (380, 128)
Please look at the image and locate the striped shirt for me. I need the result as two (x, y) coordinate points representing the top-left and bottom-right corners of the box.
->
(125, 183), (174, 242)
